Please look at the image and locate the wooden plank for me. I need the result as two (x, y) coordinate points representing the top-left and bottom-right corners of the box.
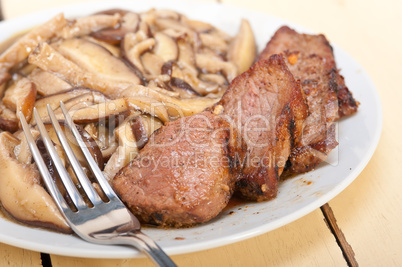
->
(0, 243), (42, 267)
(51, 209), (346, 267)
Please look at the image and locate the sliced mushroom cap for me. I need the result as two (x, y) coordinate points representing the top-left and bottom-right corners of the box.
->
(176, 38), (197, 73)
(0, 13), (68, 71)
(28, 68), (72, 96)
(131, 114), (163, 149)
(126, 96), (170, 122)
(0, 102), (19, 132)
(122, 34), (155, 73)
(13, 128), (40, 164)
(33, 88), (104, 122)
(195, 52), (238, 82)
(227, 19), (256, 74)
(181, 17), (214, 33)
(59, 13), (121, 39)
(94, 9), (130, 16)
(121, 84), (219, 119)
(153, 32), (179, 62)
(141, 52), (164, 76)
(0, 71), (11, 96)
(83, 36), (121, 57)
(103, 118), (139, 181)
(28, 42), (137, 97)
(199, 73), (227, 86)
(154, 18), (196, 43)
(170, 77), (202, 98)
(199, 32), (229, 55)
(91, 12), (140, 44)
(54, 38), (142, 87)
(3, 77), (37, 122)
(0, 131), (71, 233)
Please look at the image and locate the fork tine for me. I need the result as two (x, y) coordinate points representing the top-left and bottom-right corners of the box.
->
(19, 112), (71, 214)
(47, 104), (103, 206)
(59, 101), (120, 201)
(33, 108), (87, 210)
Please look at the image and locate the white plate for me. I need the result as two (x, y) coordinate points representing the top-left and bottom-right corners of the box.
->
(0, 0), (382, 258)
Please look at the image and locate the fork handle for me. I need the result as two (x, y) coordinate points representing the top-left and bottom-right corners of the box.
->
(117, 230), (177, 267)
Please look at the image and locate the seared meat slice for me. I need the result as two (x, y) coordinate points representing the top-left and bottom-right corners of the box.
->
(259, 26), (358, 174)
(258, 26), (359, 119)
(218, 54), (308, 201)
(113, 111), (233, 227)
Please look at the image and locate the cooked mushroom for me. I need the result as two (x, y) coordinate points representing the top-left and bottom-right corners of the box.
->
(170, 77), (202, 98)
(227, 19), (256, 74)
(0, 131), (71, 233)
(0, 13), (68, 71)
(0, 71), (11, 99)
(176, 38), (197, 73)
(65, 98), (129, 123)
(28, 42), (137, 97)
(126, 96), (170, 122)
(141, 52), (164, 76)
(59, 13), (121, 39)
(199, 32), (229, 55)
(195, 52), (238, 82)
(181, 17), (214, 33)
(33, 88), (102, 121)
(13, 128), (40, 164)
(123, 35), (155, 73)
(28, 68), (72, 96)
(3, 77), (37, 122)
(103, 118), (139, 181)
(153, 32), (179, 62)
(91, 12), (140, 44)
(199, 73), (227, 86)
(154, 18), (198, 46)
(0, 102), (19, 132)
(83, 36), (121, 57)
(131, 114), (163, 149)
(121, 84), (219, 119)
(54, 38), (142, 87)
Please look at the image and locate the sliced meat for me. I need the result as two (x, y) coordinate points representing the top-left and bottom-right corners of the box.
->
(258, 26), (359, 119)
(113, 111), (233, 227)
(218, 54), (308, 201)
(259, 26), (353, 174)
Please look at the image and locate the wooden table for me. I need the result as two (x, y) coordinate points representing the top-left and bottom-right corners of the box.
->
(1, 0), (401, 266)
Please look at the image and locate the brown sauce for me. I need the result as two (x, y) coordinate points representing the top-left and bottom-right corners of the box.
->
(222, 195), (251, 213)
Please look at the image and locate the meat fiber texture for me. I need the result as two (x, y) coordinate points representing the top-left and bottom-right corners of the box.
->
(218, 54), (308, 201)
(259, 26), (358, 119)
(259, 26), (359, 174)
(113, 111), (234, 227)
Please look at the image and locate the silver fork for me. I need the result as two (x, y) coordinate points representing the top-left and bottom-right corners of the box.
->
(19, 102), (176, 267)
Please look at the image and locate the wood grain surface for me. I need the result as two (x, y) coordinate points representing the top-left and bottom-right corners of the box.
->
(1, 0), (401, 266)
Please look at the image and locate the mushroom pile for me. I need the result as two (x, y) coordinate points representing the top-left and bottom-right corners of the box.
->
(0, 8), (256, 232)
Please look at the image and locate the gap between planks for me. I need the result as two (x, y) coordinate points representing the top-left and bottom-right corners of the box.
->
(321, 203), (359, 267)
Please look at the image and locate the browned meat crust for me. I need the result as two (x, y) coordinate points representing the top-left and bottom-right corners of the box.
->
(113, 111), (234, 227)
(218, 54), (308, 201)
(259, 26), (359, 119)
(259, 26), (357, 174)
